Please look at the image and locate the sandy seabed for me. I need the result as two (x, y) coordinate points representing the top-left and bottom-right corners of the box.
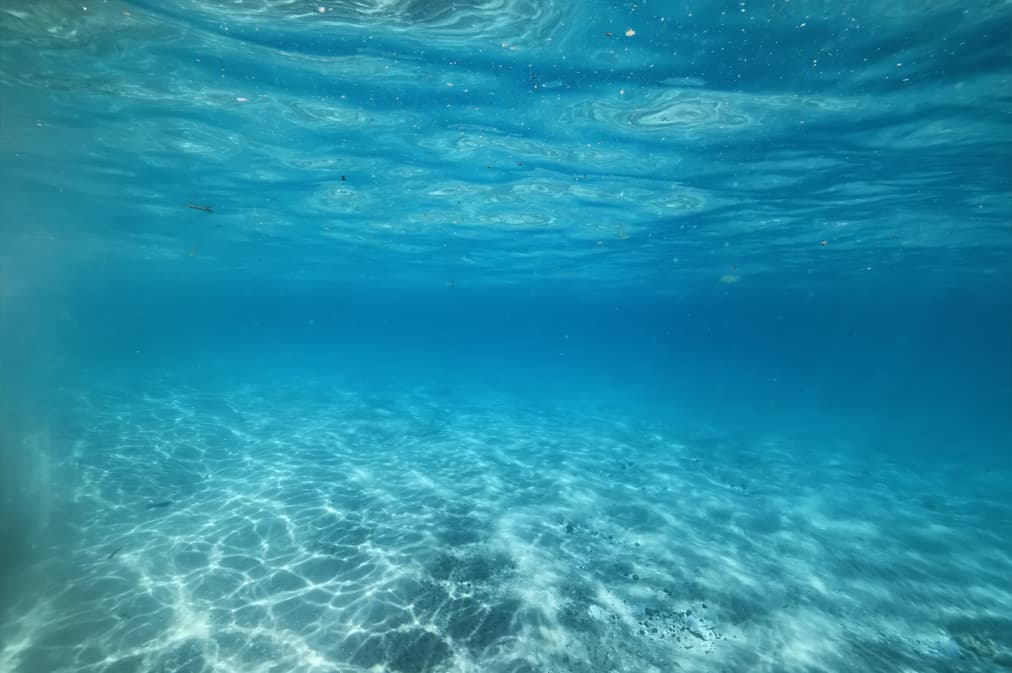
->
(2, 381), (1010, 673)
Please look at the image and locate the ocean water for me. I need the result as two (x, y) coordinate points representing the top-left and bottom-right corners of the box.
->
(1, 2), (1011, 672)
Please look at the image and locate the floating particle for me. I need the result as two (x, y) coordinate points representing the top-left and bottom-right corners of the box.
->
(820, 240), (827, 246)
(318, 6), (325, 13)
(605, 31), (613, 38)
(187, 203), (213, 213)
(720, 274), (740, 284)
(235, 96), (247, 102)
(625, 28), (636, 37)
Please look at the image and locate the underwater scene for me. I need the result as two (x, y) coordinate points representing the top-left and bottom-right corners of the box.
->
(1, 1), (1010, 672)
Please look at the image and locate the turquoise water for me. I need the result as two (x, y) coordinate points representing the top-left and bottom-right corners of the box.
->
(1, 2), (1011, 672)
